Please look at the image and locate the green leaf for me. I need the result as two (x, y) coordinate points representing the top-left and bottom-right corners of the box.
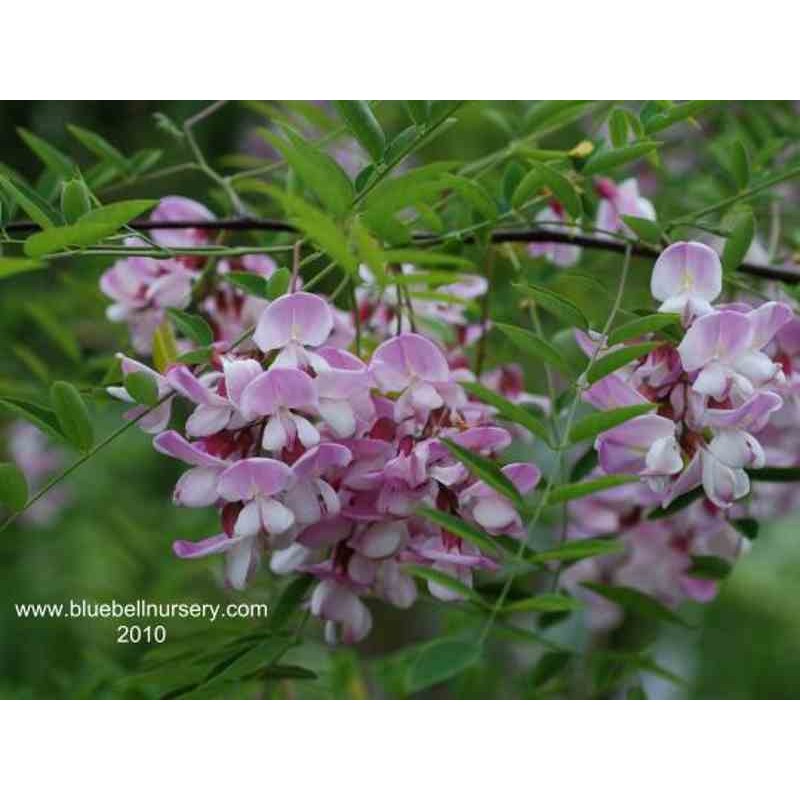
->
(167, 309), (214, 346)
(361, 161), (458, 217)
(67, 124), (129, 174)
(0, 174), (56, 229)
(255, 185), (358, 273)
(415, 506), (500, 556)
(223, 272), (269, 298)
(548, 475), (639, 504)
(647, 485), (705, 519)
(581, 582), (690, 627)
(23, 199), (157, 257)
(582, 141), (661, 176)
(0, 463), (28, 513)
(268, 574), (314, 630)
(50, 381), (93, 452)
(620, 215), (663, 244)
(0, 258), (44, 280)
(195, 636), (295, 694)
(266, 267), (291, 299)
(0, 397), (66, 443)
(642, 101), (713, 134)
(407, 637), (483, 694)
(439, 174), (498, 221)
(260, 126), (354, 216)
(333, 100), (386, 162)
(381, 249), (475, 270)
(569, 404), (656, 444)
(460, 381), (552, 445)
(608, 108), (629, 148)
(523, 101), (592, 135)
(586, 342), (660, 385)
(441, 439), (522, 506)
(721, 209), (755, 272)
(176, 346), (214, 365)
(124, 371), (159, 406)
(497, 323), (574, 376)
(607, 313), (681, 346)
(17, 128), (74, 179)
(514, 282), (589, 330)
(533, 161), (582, 219)
(531, 651), (572, 688)
(746, 466), (800, 482)
(500, 594), (581, 614)
(528, 536), (625, 564)
(404, 565), (486, 605)
(729, 140), (750, 189)
(405, 101), (430, 126)
(511, 166), (546, 208)
(731, 517), (759, 540)
(570, 447), (598, 482)
(688, 555), (732, 580)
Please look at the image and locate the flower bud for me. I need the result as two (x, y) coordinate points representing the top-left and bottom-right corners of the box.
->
(60, 179), (91, 223)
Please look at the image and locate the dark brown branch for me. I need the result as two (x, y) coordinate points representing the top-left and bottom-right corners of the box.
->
(3, 217), (797, 284)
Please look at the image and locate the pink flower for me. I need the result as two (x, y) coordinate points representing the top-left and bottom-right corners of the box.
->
(167, 358), (262, 437)
(595, 177), (656, 235)
(595, 414), (683, 487)
(253, 291), (333, 370)
(314, 347), (375, 437)
(311, 579), (372, 645)
(458, 463), (541, 538)
(153, 430), (228, 507)
(651, 241), (722, 321)
(240, 367), (320, 452)
(149, 196), (215, 249)
(285, 443), (352, 526)
(678, 304), (792, 400)
(371, 333), (463, 422)
(527, 203), (580, 267)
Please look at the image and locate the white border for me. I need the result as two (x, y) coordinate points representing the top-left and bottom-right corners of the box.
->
(1, 701), (795, 797)
(3, 2), (796, 98)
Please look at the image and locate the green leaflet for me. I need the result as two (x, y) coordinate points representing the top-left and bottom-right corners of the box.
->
(0, 463), (28, 513)
(24, 199), (157, 257)
(548, 475), (639, 504)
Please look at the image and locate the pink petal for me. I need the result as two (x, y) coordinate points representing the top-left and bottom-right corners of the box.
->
(253, 291), (334, 352)
(218, 457), (293, 501)
(292, 442), (352, 480)
(747, 301), (794, 349)
(678, 310), (752, 371)
(173, 533), (235, 559)
(153, 431), (225, 468)
(174, 467), (221, 507)
(371, 333), (450, 391)
(240, 367), (318, 416)
(167, 365), (223, 406)
(651, 241), (721, 303)
(222, 358), (263, 409)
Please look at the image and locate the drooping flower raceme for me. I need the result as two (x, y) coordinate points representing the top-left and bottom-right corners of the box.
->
(562, 238), (797, 628)
(107, 252), (542, 646)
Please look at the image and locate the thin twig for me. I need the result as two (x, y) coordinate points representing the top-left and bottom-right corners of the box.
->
(5, 216), (792, 282)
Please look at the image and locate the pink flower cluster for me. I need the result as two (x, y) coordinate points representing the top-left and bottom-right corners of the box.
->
(562, 240), (798, 628)
(109, 288), (540, 644)
(99, 197), (276, 353)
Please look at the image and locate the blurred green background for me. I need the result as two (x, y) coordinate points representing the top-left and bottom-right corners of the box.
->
(1, 101), (799, 699)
